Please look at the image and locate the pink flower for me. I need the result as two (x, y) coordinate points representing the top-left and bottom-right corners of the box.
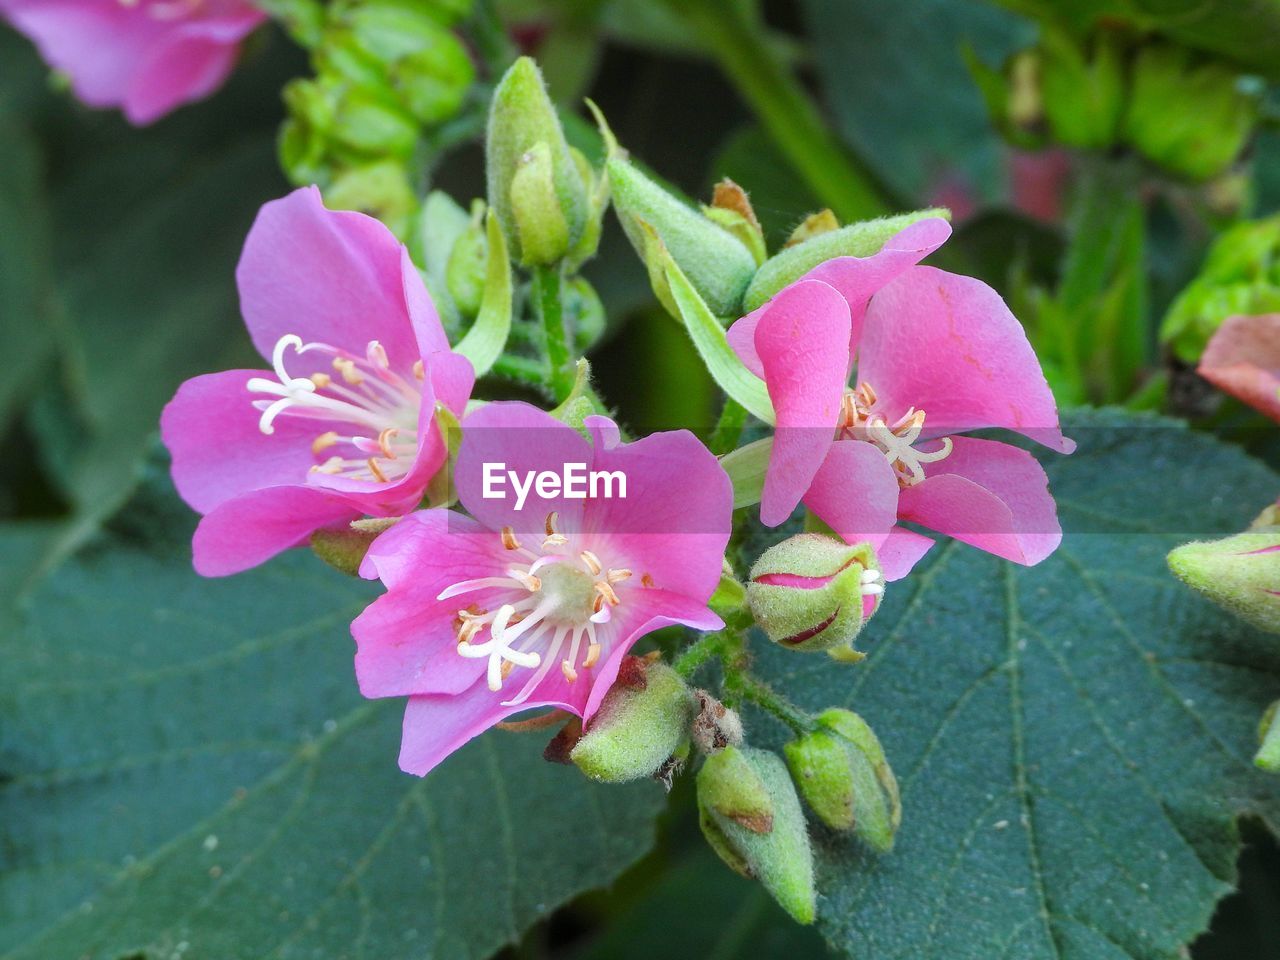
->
(727, 217), (1074, 580)
(0, 0), (266, 125)
(1198, 314), (1280, 423)
(353, 402), (732, 776)
(161, 186), (474, 576)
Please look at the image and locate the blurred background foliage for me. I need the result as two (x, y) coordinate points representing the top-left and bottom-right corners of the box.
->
(2, 0), (1280, 956)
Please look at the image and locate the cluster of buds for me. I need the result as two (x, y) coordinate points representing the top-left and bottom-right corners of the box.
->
(280, 0), (478, 236)
(970, 27), (1263, 182)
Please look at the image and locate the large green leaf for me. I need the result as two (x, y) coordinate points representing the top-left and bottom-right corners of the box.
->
(741, 410), (1280, 959)
(0, 466), (666, 959)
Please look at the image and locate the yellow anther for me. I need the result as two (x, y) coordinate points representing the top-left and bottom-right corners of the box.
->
(412, 359), (424, 380)
(310, 372), (332, 389)
(580, 550), (602, 575)
(606, 568), (632, 584)
(311, 431), (339, 454)
(312, 456), (343, 475)
(502, 660), (516, 681)
(561, 660), (578, 683)
(333, 357), (363, 385)
(584, 643), (601, 668)
(501, 526), (522, 551)
(594, 580), (620, 607)
(543, 534), (569, 549)
(510, 570), (542, 592)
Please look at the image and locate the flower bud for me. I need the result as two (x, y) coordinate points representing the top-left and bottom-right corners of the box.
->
(1167, 529), (1280, 634)
(1124, 42), (1260, 182)
(445, 201), (489, 318)
(606, 152), (757, 317)
(785, 209), (839, 248)
(310, 518), (398, 576)
(1257, 700), (1280, 773)
(697, 746), (816, 924)
(742, 208), (949, 312)
(566, 275), (606, 352)
(325, 160), (417, 239)
(702, 179), (766, 266)
(486, 57), (588, 265)
(785, 708), (900, 852)
(1160, 214), (1280, 363)
(747, 534), (883, 660)
(570, 657), (696, 783)
(709, 558), (747, 617)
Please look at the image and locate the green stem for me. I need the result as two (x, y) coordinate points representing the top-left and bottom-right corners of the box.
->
(679, 624), (814, 734)
(532, 264), (576, 401)
(709, 397), (748, 456)
(729, 674), (813, 735)
(674, 632), (727, 678)
(668, 0), (891, 221)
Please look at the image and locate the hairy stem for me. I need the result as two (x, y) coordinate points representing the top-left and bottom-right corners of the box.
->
(532, 264), (575, 401)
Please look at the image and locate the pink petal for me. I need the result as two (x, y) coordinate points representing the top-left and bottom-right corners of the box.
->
(304, 350), (474, 516)
(236, 188), (441, 377)
(859, 267), (1075, 453)
(455, 402), (593, 535)
(398, 682), (538, 776)
(804, 217), (953, 361)
(727, 218), (952, 377)
(191, 486), (360, 577)
(800, 440), (901, 549)
(877, 527), (936, 582)
(751, 280), (851, 526)
(352, 586), (487, 698)
(359, 510), (505, 591)
(1198, 314), (1280, 423)
(162, 369), (333, 515)
(581, 427), (733, 602)
(896, 436), (1061, 566)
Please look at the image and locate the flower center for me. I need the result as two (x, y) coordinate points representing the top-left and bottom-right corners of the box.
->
(247, 333), (422, 485)
(436, 514), (636, 703)
(837, 382), (953, 487)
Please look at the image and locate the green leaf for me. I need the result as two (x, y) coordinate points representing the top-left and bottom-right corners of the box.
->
(720, 437), (771, 509)
(742, 410), (1280, 958)
(453, 211), (513, 377)
(0, 465), (665, 959)
(660, 248), (775, 426)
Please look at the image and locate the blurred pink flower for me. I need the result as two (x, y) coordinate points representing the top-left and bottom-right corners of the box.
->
(161, 186), (473, 576)
(1198, 314), (1280, 422)
(0, 0), (266, 125)
(353, 402), (732, 776)
(728, 217), (1073, 579)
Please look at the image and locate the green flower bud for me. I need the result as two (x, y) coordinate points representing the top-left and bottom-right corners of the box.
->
(1160, 214), (1280, 363)
(1039, 26), (1125, 150)
(1124, 42), (1260, 182)
(486, 57), (588, 265)
(324, 75), (420, 156)
(709, 558), (747, 617)
(742, 208), (950, 312)
(697, 746), (816, 924)
(510, 141), (573, 266)
(606, 153), (757, 317)
(747, 534), (883, 660)
(702, 179), (766, 266)
(325, 160), (418, 239)
(1168, 528), (1280, 634)
(1257, 700), (1280, 773)
(785, 209), (840, 249)
(566, 275), (606, 352)
(570, 656), (695, 783)
(445, 201), (489, 318)
(785, 708), (901, 852)
(565, 147), (607, 271)
(310, 518), (398, 576)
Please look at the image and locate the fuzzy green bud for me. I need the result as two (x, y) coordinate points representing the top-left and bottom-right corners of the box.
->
(310, 518), (398, 576)
(570, 657), (695, 783)
(1124, 42), (1259, 182)
(325, 161), (417, 238)
(486, 57), (587, 265)
(743, 209), (950, 312)
(1160, 214), (1280, 363)
(697, 746), (816, 924)
(606, 154), (757, 317)
(748, 534), (883, 660)
(1168, 528), (1280, 634)
(566, 275), (606, 352)
(785, 708), (900, 851)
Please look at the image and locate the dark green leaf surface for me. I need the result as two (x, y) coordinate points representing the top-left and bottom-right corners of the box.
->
(0, 466), (665, 960)
(747, 410), (1280, 959)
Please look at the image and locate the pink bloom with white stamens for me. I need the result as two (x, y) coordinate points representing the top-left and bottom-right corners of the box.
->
(353, 402), (732, 776)
(727, 217), (1074, 580)
(161, 186), (474, 577)
(0, 0), (266, 125)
